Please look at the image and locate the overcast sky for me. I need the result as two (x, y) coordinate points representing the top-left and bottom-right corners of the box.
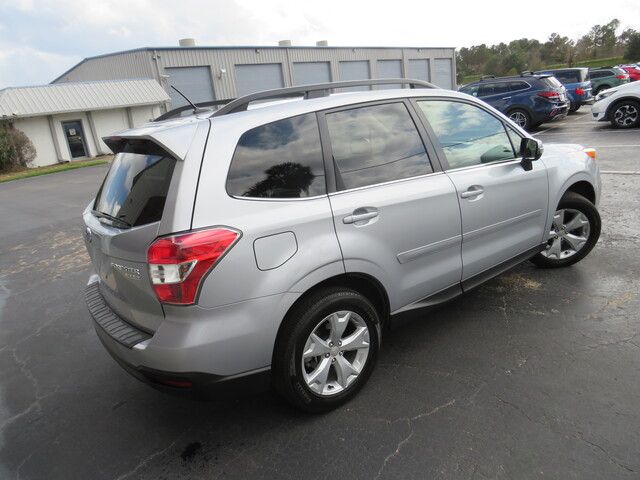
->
(1, 0), (639, 89)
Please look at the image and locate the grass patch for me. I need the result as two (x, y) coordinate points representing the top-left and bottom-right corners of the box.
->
(0, 156), (111, 184)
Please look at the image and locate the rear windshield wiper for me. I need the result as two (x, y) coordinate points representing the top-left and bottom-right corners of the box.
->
(92, 210), (132, 229)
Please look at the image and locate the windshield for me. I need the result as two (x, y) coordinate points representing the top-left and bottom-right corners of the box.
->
(93, 143), (176, 228)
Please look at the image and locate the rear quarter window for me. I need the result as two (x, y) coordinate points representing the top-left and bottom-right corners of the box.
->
(226, 113), (326, 199)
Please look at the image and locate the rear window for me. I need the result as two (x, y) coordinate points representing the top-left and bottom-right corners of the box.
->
(541, 76), (563, 89)
(552, 71), (580, 83)
(93, 141), (176, 228)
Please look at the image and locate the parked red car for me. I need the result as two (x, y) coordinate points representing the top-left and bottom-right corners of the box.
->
(618, 65), (640, 82)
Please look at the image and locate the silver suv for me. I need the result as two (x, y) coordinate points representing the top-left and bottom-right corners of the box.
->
(83, 79), (601, 412)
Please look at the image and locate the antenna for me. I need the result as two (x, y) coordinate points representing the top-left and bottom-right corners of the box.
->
(170, 85), (199, 113)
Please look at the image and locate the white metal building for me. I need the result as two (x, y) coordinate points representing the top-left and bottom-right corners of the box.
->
(52, 41), (457, 108)
(0, 79), (169, 167)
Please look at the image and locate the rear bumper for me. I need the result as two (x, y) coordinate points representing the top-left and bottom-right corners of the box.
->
(534, 102), (569, 124)
(86, 277), (296, 390)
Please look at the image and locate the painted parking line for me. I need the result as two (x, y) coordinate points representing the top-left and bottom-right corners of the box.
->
(600, 170), (640, 175)
(591, 145), (640, 148)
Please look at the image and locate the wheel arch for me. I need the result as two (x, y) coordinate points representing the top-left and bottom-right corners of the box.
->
(564, 180), (596, 204)
(605, 96), (640, 120)
(272, 272), (391, 362)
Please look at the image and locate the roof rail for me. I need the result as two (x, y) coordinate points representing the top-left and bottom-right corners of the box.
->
(520, 70), (534, 76)
(480, 75), (496, 80)
(211, 78), (437, 117)
(154, 99), (234, 121)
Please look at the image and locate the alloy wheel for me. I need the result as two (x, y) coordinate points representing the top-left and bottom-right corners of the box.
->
(301, 310), (370, 396)
(613, 104), (639, 127)
(541, 208), (591, 260)
(509, 111), (528, 128)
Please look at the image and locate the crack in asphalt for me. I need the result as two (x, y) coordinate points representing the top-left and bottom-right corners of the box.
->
(113, 440), (178, 480)
(374, 399), (456, 480)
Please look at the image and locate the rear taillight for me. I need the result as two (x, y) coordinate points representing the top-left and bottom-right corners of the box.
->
(537, 91), (560, 100)
(575, 87), (585, 95)
(616, 75), (628, 79)
(147, 228), (240, 305)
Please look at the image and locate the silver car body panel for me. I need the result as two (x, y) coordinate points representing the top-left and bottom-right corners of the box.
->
(84, 87), (601, 378)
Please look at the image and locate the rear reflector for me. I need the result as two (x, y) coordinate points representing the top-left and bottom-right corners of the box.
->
(147, 228), (240, 305)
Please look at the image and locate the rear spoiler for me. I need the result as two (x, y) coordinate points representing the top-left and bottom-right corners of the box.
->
(102, 120), (200, 161)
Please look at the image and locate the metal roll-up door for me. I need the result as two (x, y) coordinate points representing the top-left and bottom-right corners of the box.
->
(235, 63), (285, 97)
(433, 59), (453, 89)
(293, 62), (331, 85)
(377, 60), (402, 89)
(408, 59), (430, 82)
(165, 66), (215, 108)
(339, 61), (371, 91)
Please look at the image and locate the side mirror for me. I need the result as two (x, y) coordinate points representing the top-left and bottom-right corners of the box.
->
(520, 137), (543, 171)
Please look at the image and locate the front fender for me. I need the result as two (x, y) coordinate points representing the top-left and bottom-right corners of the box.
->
(540, 144), (601, 241)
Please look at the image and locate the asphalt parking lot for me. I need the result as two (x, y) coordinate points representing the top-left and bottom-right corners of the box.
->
(0, 110), (639, 479)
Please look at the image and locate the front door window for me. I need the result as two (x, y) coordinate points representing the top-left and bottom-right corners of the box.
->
(62, 120), (88, 158)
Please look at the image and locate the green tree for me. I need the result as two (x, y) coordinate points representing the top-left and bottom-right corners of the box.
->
(625, 33), (640, 61)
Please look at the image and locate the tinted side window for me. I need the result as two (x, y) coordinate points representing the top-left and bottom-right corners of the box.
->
(509, 81), (529, 92)
(417, 100), (516, 169)
(479, 82), (509, 96)
(326, 102), (432, 190)
(460, 84), (480, 96)
(226, 113), (326, 198)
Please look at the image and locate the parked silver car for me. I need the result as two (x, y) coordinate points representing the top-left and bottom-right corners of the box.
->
(83, 79), (601, 412)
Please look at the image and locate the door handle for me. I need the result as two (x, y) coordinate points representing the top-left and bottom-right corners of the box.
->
(502, 96), (512, 100)
(460, 186), (484, 199)
(343, 209), (379, 225)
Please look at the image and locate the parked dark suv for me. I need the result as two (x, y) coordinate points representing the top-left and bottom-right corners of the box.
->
(535, 67), (593, 112)
(460, 73), (570, 130)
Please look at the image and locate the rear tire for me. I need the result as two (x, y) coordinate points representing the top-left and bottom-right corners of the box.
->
(609, 100), (640, 129)
(272, 287), (381, 413)
(507, 109), (531, 130)
(569, 103), (580, 113)
(531, 192), (601, 268)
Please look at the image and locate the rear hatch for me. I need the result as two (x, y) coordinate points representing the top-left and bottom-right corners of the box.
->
(83, 139), (177, 332)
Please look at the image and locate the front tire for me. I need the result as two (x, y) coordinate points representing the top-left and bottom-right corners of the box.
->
(531, 192), (601, 268)
(272, 287), (381, 413)
(609, 100), (640, 129)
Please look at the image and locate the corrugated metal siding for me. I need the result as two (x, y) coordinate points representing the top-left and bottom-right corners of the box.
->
(0, 79), (170, 118)
(54, 51), (155, 83)
(52, 47), (456, 99)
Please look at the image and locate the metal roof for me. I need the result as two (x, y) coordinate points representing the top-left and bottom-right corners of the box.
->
(0, 79), (170, 119)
